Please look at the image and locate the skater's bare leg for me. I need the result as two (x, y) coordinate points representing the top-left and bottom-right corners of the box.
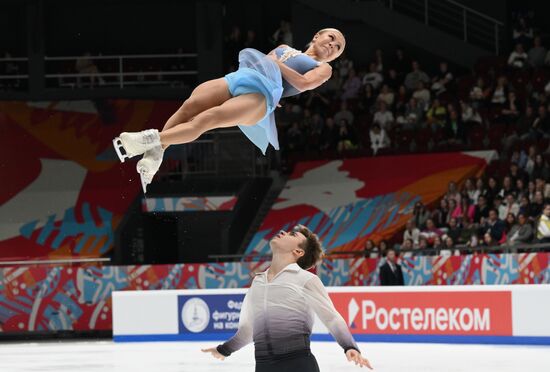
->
(162, 78), (232, 134)
(159, 92), (267, 146)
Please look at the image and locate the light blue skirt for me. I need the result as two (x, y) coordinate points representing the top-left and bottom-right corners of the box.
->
(224, 48), (283, 155)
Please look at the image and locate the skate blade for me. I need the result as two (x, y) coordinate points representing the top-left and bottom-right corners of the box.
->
(112, 137), (129, 163)
(139, 171), (150, 194)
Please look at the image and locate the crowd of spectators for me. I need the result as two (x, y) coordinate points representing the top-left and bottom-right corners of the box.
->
(263, 14), (550, 257)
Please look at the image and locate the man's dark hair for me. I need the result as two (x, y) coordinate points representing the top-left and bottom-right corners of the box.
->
(294, 225), (324, 270)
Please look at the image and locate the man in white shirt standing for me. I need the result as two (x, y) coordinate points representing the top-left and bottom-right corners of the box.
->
(202, 225), (373, 371)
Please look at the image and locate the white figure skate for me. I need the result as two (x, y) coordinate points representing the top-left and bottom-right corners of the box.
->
(112, 129), (161, 163)
(136, 145), (164, 193)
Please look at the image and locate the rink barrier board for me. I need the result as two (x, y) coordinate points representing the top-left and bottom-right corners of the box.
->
(113, 333), (550, 346)
(112, 285), (550, 346)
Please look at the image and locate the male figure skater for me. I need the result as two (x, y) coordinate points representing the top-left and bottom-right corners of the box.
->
(202, 225), (373, 371)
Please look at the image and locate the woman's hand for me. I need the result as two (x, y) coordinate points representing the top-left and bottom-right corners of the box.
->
(201, 347), (226, 361)
(346, 349), (373, 369)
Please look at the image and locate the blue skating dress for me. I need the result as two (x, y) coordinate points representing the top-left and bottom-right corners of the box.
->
(224, 47), (321, 154)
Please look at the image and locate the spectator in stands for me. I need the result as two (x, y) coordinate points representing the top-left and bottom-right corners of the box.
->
(490, 76), (509, 107)
(469, 77), (490, 109)
(440, 236), (459, 257)
(448, 198), (461, 221)
(505, 212), (517, 231)
(506, 212), (533, 246)
(412, 81), (430, 110)
(527, 180), (537, 201)
(432, 235), (443, 251)
(379, 248), (404, 286)
(510, 162), (528, 185)
(413, 202), (430, 229)
(532, 154), (550, 181)
(432, 198), (450, 227)
(373, 101), (394, 130)
(431, 62), (453, 96)
(75, 52), (104, 87)
(400, 238), (415, 256)
(362, 62), (383, 90)
(463, 178), (479, 204)
(482, 209), (506, 242)
(460, 100), (482, 124)
(485, 177), (500, 205)
(482, 232), (498, 251)
(403, 97), (423, 129)
(499, 176), (516, 198)
(529, 190), (546, 218)
(385, 69), (401, 91)
(369, 123), (390, 155)
(421, 218), (444, 245)
(508, 43), (528, 69)
(535, 203), (550, 243)
(526, 105), (550, 140)
(341, 68), (361, 100)
(377, 84), (394, 107)
(535, 177), (550, 200)
(445, 109), (465, 144)
(336, 119), (357, 152)
(445, 217), (462, 244)
(499, 91), (523, 125)
(519, 195), (530, 216)
(418, 236), (429, 253)
(334, 101), (354, 126)
(458, 197), (476, 223)
(475, 178), (486, 202)
(404, 61), (430, 91)
(359, 84), (377, 113)
(426, 98), (447, 129)
(364, 239), (380, 259)
(403, 219), (420, 247)
(528, 36), (546, 68)
(474, 195), (490, 223)
(446, 181), (462, 204)
(493, 195), (504, 216)
(500, 193), (520, 219)
(394, 85), (408, 111)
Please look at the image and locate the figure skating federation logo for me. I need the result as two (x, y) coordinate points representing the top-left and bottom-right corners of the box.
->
(181, 297), (210, 333)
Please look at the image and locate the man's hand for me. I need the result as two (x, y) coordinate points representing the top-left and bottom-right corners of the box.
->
(346, 349), (373, 369)
(201, 347), (226, 361)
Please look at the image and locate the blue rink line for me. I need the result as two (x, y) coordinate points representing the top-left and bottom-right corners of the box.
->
(114, 333), (550, 346)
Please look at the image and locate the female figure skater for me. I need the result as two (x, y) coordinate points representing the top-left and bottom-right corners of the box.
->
(202, 225), (373, 371)
(113, 28), (346, 192)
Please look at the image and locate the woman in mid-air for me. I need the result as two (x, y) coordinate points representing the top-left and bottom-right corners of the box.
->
(113, 28), (346, 192)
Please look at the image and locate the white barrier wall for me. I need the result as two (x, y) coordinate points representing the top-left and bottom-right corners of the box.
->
(112, 285), (550, 345)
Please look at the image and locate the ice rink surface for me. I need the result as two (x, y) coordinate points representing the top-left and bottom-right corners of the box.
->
(1, 340), (549, 372)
